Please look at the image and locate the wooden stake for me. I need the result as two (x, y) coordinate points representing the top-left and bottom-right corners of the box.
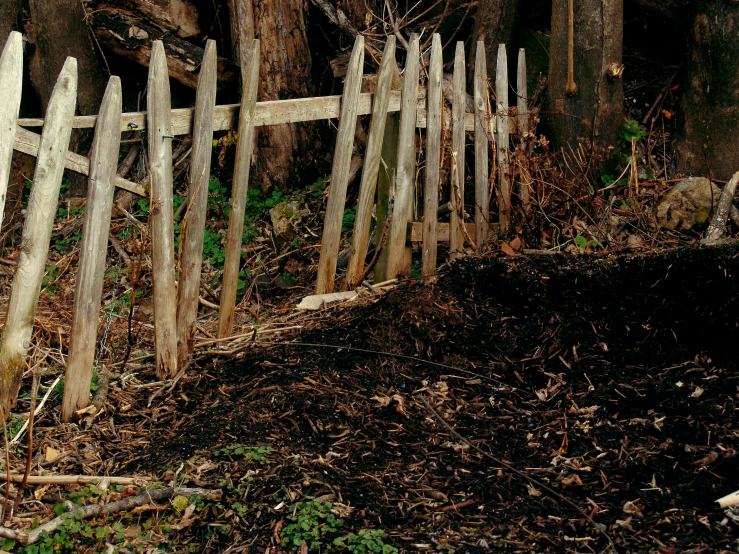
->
(176, 40), (218, 363)
(147, 41), (178, 378)
(449, 41), (466, 260)
(474, 40), (490, 249)
(496, 44), (511, 236)
(385, 34), (421, 279)
(218, 40), (260, 338)
(345, 37), (396, 290)
(0, 31), (23, 231)
(373, 113), (400, 283)
(0, 57), (77, 414)
(315, 36), (365, 294)
(517, 48), (531, 212)
(421, 34), (442, 276)
(62, 77), (122, 422)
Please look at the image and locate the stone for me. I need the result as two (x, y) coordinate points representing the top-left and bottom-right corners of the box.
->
(269, 200), (303, 236)
(656, 177), (720, 231)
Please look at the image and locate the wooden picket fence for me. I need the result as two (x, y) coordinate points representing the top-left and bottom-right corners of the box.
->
(0, 31), (532, 422)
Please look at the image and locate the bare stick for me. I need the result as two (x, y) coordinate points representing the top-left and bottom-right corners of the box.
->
(0, 474), (150, 486)
(10, 375), (61, 446)
(13, 374), (38, 515)
(565, 0), (578, 96)
(702, 170), (739, 246)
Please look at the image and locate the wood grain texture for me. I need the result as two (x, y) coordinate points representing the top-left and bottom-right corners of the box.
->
(0, 57), (77, 414)
(385, 34), (421, 280)
(0, 31), (22, 231)
(176, 40), (217, 364)
(218, 40), (260, 338)
(63, 76), (122, 422)
(421, 34), (443, 276)
(496, 44), (511, 236)
(474, 40), (490, 249)
(315, 36), (365, 294)
(449, 41), (466, 260)
(345, 37), (396, 290)
(147, 41), (178, 378)
(517, 48), (531, 211)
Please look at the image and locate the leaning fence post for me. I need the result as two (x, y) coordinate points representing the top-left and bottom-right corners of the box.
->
(386, 34), (421, 280)
(177, 40), (218, 362)
(218, 39), (260, 338)
(62, 76), (122, 423)
(345, 37), (396, 290)
(449, 41), (466, 260)
(517, 48), (531, 212)
(0, 31), (23, 232)
(315, 35), (365, 294)
(496, 44), (511, 236)
(148, 41), (178, 378)
(421, 34), (442, 276)
(0, 57), (77, 414)
(474, 40), (490, 249)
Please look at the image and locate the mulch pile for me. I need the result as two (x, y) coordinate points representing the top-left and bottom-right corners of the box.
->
(40, 245), (739, 552)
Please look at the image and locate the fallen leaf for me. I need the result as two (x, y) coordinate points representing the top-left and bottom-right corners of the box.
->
(623, 501), (643, 516)
(45, 447), (62, 464)
(527, 484), (542, 497)
(501, 242), (517, 257)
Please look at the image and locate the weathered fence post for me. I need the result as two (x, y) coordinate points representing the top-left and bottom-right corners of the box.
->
(0, 31), (23, 231)
(218, 39), (259, 338)
(177, 40), (218, 362)
(421, 34), (442, 276)
(372, 113), (399, 283)
(474, 40), (490, 249)
(449, 41), (466, 260)
(496, 44), (511, 236)
(517, 48), (531, 212)
(0, 57), (77, 414)
(315, 36), (365, 294)
(62, 76), (122, 422)
(386, 34), (421, 279)
(345, 37), (396, 290)
(148, 41), (178, 378)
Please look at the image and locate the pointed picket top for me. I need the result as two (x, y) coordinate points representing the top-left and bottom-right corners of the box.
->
(449, 41), (466, 260)
(474, 40), (490, 249)
(0, 31), (24, 231)
(496, 43), (511, 236)
(517, 48), (531, 211)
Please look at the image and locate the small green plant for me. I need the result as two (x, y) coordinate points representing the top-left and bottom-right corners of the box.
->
(54, 231), (82, 254)
(342, 206), (356, 234)
(281, 497), (343, 551)
(601, 119), (649, 190)
(136, 198), (150, 216)
(41, 264), (59, 294)
(214, 444), (272, 464)
(574, 235), (598, 251)
(334, 530), (398, 554)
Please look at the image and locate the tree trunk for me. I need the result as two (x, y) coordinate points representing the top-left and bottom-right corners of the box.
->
(230, 0), (316, 192)
(472, 0), (520, 78)
(675, 2), (739, 181)
(546, 0), (624, 154)
(0, 0), (23, 41)
(118, 0), (201, 38)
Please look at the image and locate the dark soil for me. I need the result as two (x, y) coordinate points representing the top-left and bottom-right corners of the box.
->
(96, 245), (739, 552)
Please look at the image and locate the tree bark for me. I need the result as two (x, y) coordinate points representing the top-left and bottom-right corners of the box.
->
(675, 2), (739, 181)
(118, 0), (201, 38)
(546, 0), (624, 154)
(472, 0), (520, 79)
(0, 0), (23, 42)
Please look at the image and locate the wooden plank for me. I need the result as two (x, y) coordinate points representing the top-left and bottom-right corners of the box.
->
(409, 221), (498, 243)
(372, 113), (399, 283)
(315, 36), (365, 294)
(385, 34), (421, 280)
(421, 34), (442, 276)
(176, 40), (217, 364)
(449, 41), (466, 260)
(474, 40), (490, 249)
(0, 57), (77, 413)
(17, 90), (484, 134)
(345, 37), (396, 290)
(517, 48), (531, 212)
(496, 44), (511, 236)
(62, 76), (122, 423)
(218, 39), (260, 337)
(0, 31), (22, 231)
(147, 41), (178, 379)
(13, 126), (146, 197)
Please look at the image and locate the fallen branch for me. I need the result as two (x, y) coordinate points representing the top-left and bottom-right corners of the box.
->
(0, 474), (150, 485)
(702, 170), (739, 245)
(0, 486), (220, 545)
(9, 375), (61, 446)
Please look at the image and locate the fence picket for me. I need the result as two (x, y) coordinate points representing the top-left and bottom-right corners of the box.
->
(218, 39), (260, 338)
(345, 37), (396, 290)
(449, 42), (466, 260)
(63, 76), (122, 422)
(496, 44), (511, 236)
(421, 34), (442, 276)
(474, 40), (490, 249)
(177, 40), (218, 363)
(148, 41), (178, 378)
(0, 31), (22, 232)
(0, 57), (77, 414)
(386, 34), (421, 279)
(517, 48), (531, 212)
(372, 113), (399, 283)
(315, 36), (365, 294)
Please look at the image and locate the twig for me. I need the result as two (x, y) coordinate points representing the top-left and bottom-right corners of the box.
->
(702, 170), (739, 246)
(9, 376), (61, 446)
(13, 374), (38, 515)
(0, 474), (150, 485)
(0, 486), (221, 545)
(82, 368), (111, 429)
(418, 396), (618, 553)
(147, 360), (192, 407)
(1, 407), (9, 522)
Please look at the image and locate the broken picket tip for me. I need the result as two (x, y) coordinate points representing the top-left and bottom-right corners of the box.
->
(716, 490), (739, 509)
